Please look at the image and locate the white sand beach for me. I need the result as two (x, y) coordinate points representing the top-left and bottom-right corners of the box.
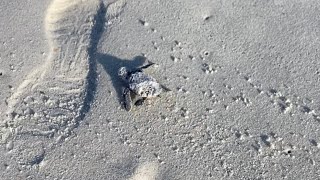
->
(0, 0), (320, 179)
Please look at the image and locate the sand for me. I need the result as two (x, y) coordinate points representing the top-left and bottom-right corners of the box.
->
(0, 0), (320, 179)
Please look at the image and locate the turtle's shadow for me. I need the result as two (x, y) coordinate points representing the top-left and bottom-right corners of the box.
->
(97, 53), (146, 105)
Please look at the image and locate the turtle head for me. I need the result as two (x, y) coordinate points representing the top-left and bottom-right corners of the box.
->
(118, 67), (128, 80)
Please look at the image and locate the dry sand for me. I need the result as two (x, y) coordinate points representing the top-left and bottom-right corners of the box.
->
(1, 0), (320, 179)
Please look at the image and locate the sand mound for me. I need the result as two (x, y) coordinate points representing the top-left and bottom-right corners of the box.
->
(129, 162), (159, 180)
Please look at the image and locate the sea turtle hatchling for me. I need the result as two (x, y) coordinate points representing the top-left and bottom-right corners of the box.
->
(118, 61), (170, 111)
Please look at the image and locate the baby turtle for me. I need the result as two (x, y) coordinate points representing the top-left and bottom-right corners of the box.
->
(118, 61), (170, 111)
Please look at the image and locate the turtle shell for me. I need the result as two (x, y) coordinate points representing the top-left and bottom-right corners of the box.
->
(129, 72), (162, 97)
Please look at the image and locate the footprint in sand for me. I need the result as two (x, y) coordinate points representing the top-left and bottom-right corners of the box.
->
(0, 0), (126, 164)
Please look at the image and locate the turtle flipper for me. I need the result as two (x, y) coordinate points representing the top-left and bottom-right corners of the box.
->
(139, 61), (156, 70)
(130, 61), (156, 75)
(161, 84), (171, 92)
(123, 87), (133, 111)
(134, 97), (147, 106)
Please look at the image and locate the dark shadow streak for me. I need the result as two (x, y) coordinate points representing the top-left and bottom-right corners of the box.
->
(76, 2), (106, 126)
(71, 0), (145, 123)
(61, 0), (145, 131)
(97, 54), (146, 105)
